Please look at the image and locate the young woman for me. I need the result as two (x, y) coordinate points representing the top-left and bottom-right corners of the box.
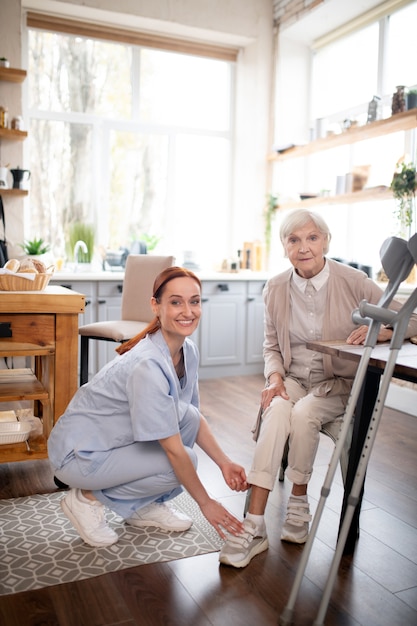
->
(48, 266), (247, 547)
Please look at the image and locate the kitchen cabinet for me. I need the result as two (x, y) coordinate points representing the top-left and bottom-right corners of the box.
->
(245, 280), (265, 364)
(0, 66), (28, 198)
(199, 280), (245, 368)
(96, 280), (123, 371)
(197, 278), (265, 379)
(50, 274), (266, 380)
(0, 287), (84, 463)
(271, 109), (417, 211)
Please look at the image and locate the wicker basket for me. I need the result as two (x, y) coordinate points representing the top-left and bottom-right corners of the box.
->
(0, 272), (53, 291)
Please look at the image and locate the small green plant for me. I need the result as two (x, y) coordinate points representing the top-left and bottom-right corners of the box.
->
(139, 233), (161, 252)
(19, 237), (50, 255)
(264, 193), (279, 257)
(390, 161), (416, 237)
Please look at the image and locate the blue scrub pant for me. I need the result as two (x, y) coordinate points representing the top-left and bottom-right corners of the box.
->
(55, 412), (200, 519)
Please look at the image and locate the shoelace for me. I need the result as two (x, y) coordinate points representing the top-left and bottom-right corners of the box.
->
(285, 501), (312, 527)
(154, 503), (176, 518)
(85, 501), (106, 528)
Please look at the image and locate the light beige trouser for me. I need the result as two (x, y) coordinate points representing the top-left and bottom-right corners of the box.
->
(247, 377), (351, 489)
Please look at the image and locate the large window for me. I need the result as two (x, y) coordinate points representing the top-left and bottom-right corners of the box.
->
(27, 27), (234, 269)
(311, 23), (380, 120)
(300, 1), (416, 274)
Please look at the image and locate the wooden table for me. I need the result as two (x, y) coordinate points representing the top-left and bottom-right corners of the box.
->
(0, 286), (85, 462)
(307, 339), (417, 554)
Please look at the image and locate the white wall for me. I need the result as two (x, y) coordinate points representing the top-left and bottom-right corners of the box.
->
(0, 0), (274, 260)
(0, 0), (26, 257)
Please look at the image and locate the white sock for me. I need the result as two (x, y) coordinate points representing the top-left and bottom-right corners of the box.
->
(290, 494), (308, 502)
(246, 512), (265, 530)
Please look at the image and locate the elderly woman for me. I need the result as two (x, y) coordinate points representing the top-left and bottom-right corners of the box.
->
(220, 209), (417, 568)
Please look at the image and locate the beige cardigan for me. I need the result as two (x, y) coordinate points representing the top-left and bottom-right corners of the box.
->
(263, 258), (417, 382)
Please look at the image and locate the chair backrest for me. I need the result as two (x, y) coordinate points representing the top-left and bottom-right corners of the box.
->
(121, 255), (175, 322)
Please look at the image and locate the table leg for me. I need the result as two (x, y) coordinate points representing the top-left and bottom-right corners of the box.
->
(340, 367), (381, 555)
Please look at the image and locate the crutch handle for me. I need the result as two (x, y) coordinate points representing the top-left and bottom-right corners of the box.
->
(358, 301), (397, 326)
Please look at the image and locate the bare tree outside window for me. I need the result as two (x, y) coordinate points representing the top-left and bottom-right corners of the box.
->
(27, 29), (232, 268)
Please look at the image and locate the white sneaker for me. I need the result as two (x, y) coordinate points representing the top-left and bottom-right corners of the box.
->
(281, 496), (312, 544)
(219, 519), (268, 568)
(125, 502), (193, 532)
(61, 488), (118, 547)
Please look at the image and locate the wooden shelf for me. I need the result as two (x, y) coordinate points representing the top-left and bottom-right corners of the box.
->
(0, 288), (82, 464)
(0, 127), (28, 141)
(0, 66), (27, 83)
(0, 188), (29, 197)
(0, 435), (48, 462)
(269, 109), (417, 161)
(277, 186), (393, 211)
(0, 369), (49, 403)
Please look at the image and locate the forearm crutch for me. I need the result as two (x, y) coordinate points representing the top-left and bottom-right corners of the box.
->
(313, 282), (417, 626)
(280, 234), (417, 626)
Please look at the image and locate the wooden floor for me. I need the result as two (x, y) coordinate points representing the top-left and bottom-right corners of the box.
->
(1, 374), (417, 625)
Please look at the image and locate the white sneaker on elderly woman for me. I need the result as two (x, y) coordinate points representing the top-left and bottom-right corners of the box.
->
(281, 495), (311, 544)
(219, 518), (268, 568)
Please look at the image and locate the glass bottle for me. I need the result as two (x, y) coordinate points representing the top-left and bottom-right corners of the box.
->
(391, 86), (406, 115)
(367, 95), (381, 123)
(0, 106), (8, 128)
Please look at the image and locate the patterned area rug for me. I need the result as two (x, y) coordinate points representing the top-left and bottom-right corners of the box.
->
(0, 491), (223, 595)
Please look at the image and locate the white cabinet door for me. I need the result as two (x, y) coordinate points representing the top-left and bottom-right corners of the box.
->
(199, 281), (245, 366)
(97, 281), (123, 371)
(246, 280), (265, 364)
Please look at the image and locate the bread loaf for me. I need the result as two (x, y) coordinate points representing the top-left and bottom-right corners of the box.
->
(18, 259), (38, 273)
(4, 258), (20, 272)
(30, 258), (47, 273)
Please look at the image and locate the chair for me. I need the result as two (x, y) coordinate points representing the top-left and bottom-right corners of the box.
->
(244, 412), (352, 515)
(78, 254), (175, 386)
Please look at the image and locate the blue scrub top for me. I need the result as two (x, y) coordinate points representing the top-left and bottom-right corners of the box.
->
(48, 330), (200, 469)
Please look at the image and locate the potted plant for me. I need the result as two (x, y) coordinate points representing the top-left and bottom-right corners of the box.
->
(0, 57), (10, 68)
(19, 237), (50, 256)
(407, 89), (417, 110)
(390, 161), (416, 238)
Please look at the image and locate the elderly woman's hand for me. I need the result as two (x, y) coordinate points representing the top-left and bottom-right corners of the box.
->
(346, 323), (393, 345)
(261, 376), (289, 409)
(346, 324), (369, 345)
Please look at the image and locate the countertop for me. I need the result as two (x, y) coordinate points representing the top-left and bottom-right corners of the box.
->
(50, 269), (271, 282)
(48, 269), (416, 295)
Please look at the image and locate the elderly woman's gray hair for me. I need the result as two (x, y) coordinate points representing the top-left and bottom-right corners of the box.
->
(279, 209), (332, 255)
